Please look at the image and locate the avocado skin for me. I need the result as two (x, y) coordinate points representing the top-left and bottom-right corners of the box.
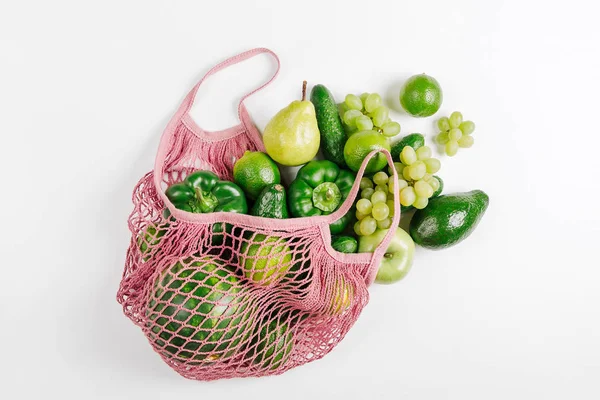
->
(409, 190), (489, 249)
(310, 84), (347, 167)
(251, 184), (289, 219)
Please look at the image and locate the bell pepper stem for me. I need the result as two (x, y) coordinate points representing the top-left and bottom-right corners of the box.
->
(325, 188), (335, 201)
(194, 187), (218, 213)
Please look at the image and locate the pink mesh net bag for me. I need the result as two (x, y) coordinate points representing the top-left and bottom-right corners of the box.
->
(117, 48), (401, 380)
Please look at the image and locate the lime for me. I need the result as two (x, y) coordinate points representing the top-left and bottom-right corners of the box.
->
(233, 151), (281, 200)
(399, 74), (443, 117)
(343, 130), (390, 174)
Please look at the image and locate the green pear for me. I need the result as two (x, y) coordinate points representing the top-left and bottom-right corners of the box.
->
(263, 81), (320, 166)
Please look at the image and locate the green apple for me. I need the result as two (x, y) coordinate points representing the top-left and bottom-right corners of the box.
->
(239, 234), (292, 285)
(359, 228), (415, 284)
(327, 275), (353, 315)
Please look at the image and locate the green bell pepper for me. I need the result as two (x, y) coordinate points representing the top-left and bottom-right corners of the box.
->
(288, 160), (355, 234)
(165, 170), (248, 214)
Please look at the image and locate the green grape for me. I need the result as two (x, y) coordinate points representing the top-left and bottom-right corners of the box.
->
(360, 177), (374, 189)
(361, 187), (375, 199)
(416, 146), (432, 160)
(436, 131), (449, 144)
(373, 171), (389, 186)
(338, 102), (349, 116)
(422, 173), (432, 182)
(402, 167), (412, 181)
(413, 196), (429, 209)
(458, 135), (475, 148)
(437, 117), (450, 132)
(343, 109), (363, 127)
(429, 177), (440, 192)
(400, 186), (416, 206)
(409, 161), (426, 180)
(393, 162), (404, 176)
(414, 180), (434, 198)
(386, 199), (395, 216)
(356, 198), (373, 214)
(449, 111), (463, 129)
(371, 106), (389, 128)
(359, 92), (370, 104)
(355, 115), (374, 131)
(356, 209), (369, 221)
(388, 179), (395, 193)
(445, 140), (459, 156)
(400, 146), (417, 165)
(354, 221), (362, 236)
(381, 121), (401, 137)
(377, 218), (392, 230)
(360, 217), (377, 236)
(424, 158), (441, 174)
(459, 120), (475, 135)
(364, 93), (382, 113)
(371, 191), (387, 204)
(376, 184), (388, 193)
(449, 128), (462, 141)
(372, 202), (390, 221)
(396, 178), (408, 191)
(345, 94), (363, 110)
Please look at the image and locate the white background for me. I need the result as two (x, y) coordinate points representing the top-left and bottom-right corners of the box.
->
(1, 1), (599, 399)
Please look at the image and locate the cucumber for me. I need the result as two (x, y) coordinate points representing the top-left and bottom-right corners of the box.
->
(310, 84), (346, 167)
(400, 175), (444, 213)
(390, 133), (425, 160)
(331, 235), (358, 253)
(251, 184), (289, 219)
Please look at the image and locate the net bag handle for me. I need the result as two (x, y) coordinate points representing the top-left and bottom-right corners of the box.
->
(324, 149), (401, 282)
(153, 48), (280, 197)
(182, 47), (280, 121)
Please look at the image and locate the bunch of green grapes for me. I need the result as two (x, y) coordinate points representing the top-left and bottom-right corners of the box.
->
(353, 171), (397, 236)
(340, 93), (401, 137)
(435, 111), (475, 156)
(390, 145), (441, 210)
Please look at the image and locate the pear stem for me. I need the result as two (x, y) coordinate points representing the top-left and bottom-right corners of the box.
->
(302, 80), (307, 101)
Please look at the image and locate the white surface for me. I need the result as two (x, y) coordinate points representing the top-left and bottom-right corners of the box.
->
(1, 1), (599, 399)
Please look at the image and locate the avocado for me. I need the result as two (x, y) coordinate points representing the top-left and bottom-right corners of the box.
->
(310, 84), (347, 167)
(251, 184), (289, 219)
(400, 175), (444, 213)
(331, 235), (358, 253)
(409, 190), (489, 249)
(390, 133), (425, 160)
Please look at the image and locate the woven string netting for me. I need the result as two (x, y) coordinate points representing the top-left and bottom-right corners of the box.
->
(117, 122), (373, 380)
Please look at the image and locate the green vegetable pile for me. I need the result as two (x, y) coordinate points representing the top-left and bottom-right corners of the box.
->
(152, 76), (489, 283)
(141, 74), (490, 365)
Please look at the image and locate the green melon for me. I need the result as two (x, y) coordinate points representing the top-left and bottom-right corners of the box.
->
(146, 256), (255, 364)
(137, 223), (167, 261)
(248, 316), (294, 370)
